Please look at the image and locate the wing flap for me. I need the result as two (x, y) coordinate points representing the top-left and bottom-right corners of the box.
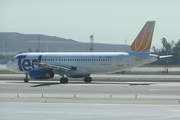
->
(33, 61), (71, 72)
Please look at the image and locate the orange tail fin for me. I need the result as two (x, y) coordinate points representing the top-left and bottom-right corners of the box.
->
(128, 21), (155, 53)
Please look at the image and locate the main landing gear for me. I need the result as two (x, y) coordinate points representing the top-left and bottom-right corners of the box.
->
(24, 73), (29, 83)
(60, 77), (68, 83)
(60, 76), (92, 83)
(84, 77), (92, 83)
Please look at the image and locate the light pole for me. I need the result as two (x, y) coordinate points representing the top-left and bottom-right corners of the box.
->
(38, 35), (40, 52)
(166, 41), (168, 73)
(6, 41), (8, 62)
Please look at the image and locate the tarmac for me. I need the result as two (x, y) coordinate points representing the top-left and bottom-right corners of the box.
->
(1, 102), (180, 120)
(1, 63), (180, 71)
(1, 80), (180, 120)
(1, 64), (180, 119)
(1, 74), (180, 82)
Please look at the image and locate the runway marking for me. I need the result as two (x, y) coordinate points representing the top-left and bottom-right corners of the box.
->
(166, 109), (180, 112)
(149, 89), (160, 91)
(132, 115), (180, 120)
(62, 84), (82, 87)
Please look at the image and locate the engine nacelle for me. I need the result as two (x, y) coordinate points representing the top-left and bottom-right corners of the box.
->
(66, 75), (85, 78)
(29, 69), (54, 80)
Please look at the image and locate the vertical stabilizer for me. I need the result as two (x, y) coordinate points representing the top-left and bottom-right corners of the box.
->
(127, 21), (155, 53)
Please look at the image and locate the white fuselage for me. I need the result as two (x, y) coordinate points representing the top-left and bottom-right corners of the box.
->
(7, 52), (158, 75)
(6, 21), (159, 82)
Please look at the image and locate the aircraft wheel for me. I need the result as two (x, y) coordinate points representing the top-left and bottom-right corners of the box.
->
(24, 78), (29, 83)
(60, 77), (68, 83)
(84, 77), (92, 83)
(24, 73), (29, 83)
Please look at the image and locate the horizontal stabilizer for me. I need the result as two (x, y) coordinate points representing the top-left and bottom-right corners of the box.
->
(158, 55), (173, 59)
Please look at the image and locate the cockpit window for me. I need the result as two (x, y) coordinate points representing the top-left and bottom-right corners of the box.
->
(11, 58), (15, 61)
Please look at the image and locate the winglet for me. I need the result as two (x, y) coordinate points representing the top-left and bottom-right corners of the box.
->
(127, 21), (155, 53)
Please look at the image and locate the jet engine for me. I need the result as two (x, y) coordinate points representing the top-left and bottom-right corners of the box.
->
(29, 69), (54, 80)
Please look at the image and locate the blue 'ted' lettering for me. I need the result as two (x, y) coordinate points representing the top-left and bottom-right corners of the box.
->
(17, 55), (27, 71)
(32, 55), (42, 69)
(22, 59), (31, 71)
(17, 55), (42, 71)
(38, 55), (42, 61)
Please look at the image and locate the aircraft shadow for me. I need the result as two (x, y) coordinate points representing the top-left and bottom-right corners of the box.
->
(7, 81), (155, 87)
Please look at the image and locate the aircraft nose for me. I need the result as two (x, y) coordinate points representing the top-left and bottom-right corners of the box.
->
(6, 61), (13, 71)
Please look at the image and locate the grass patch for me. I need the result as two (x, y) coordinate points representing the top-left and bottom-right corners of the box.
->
(129, 71), (180, 75)
(0, 70), (17, 74)
(141, 65), (180, 67)
(0, 70), (180, 75)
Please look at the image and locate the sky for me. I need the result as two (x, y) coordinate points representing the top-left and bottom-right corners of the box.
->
(0, 0), (180, 48)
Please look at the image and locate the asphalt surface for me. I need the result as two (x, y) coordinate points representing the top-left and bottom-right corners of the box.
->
(1, 63), (180, 71)
(1, 62), (180, 120)
(1, 74), (180, 82)
(1, 81), (180, 103)
(1, 81), (180, 120)
(1, 103), (180, 120)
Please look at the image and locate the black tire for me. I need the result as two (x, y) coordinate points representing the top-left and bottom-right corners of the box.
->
(24, 78), (29, 83)
(60, 77), (68, 83)
(84, 77), (92, 83)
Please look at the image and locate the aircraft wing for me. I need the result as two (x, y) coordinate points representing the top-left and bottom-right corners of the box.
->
(33, 60), (71, 72)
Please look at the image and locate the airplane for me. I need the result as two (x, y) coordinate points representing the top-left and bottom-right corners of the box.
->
(6, 21), (172, 83)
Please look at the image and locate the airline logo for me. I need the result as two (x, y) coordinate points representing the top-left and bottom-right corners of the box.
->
(16, 55), (42, 71)
(131, 21), (155, 52)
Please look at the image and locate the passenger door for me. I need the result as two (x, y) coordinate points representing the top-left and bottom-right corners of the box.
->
(117, 55), (123, 66)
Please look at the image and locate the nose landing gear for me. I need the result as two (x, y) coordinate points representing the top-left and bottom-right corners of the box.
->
(24, 73), (29, 83)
